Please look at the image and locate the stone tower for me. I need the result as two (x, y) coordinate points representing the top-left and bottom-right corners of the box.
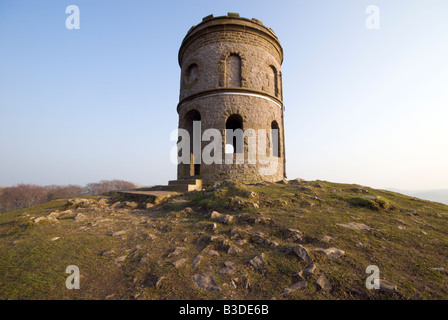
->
(175, 13), (285, 187)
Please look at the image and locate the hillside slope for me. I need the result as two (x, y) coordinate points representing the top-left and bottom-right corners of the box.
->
(1, 179), (447, 300)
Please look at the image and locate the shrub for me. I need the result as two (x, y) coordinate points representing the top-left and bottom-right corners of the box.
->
(348, 196), (394, 211)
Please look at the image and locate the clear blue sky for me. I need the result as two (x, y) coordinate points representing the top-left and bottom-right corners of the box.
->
(1, 0), (447, 190)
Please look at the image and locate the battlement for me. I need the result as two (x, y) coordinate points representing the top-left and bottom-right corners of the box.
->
(179, 13), (282, 66)
(200, 12), (263, 25)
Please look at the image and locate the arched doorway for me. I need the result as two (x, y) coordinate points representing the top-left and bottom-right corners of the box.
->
(271, 120), (280, 157)
(225, 114), (243, 155)
(183, 109), (201, 177)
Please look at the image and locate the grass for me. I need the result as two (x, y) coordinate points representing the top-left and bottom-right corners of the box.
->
(1, 180), (448, 299)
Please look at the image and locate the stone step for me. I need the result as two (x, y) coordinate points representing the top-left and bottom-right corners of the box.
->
(168, 179), (201, 186)
(167, 184), (199, 192)
(117, 190), (179, 204)
(167, 179), (202, 192)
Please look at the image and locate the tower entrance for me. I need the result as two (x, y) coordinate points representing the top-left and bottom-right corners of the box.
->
(182, 109), (201, 178)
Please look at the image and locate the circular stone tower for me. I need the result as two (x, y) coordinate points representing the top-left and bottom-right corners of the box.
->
(176, 13), (286, 185)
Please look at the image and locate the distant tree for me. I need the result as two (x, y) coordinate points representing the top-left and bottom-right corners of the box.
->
(0, 184), (47, 213)
(45, 184), (84, 201)
(84, 180), (136, 195)
(0, 180), (137, 213)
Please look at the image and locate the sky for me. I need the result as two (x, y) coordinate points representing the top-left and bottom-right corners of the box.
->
(0, 0), (447, 191)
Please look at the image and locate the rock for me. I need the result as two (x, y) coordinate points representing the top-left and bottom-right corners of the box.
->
(351, 188), (369, 194)
(316, 274), (332, 292)
(140, 254), (149, 265)
(197, 222), (217, 231)
(297, 263), (316, 278)
(229, 278), (238, 289)
(74, 213), (87, 222)
(248, 253), (266, 270)
(114, 255), (127, 263)
(355, 242), (365, 248)
(112, 230), (127, 237)
(243, 278), (250, 290)
(169, 247), (187, 257)
(254, 217), (273, 225)
(236, 239), (248, 246)
(286, 234), (304, 243)
(123, 201), (139, 209)
(33, 217), (47, 223)
(315, 247), (345, 259)
(101, 250), (115, 256)
(67, 198), (92, 208)
(337, 222), (373, 231)
(110, 201), (121, 209)
(172, 258), (187, 268)
(47, 212), (61, 219)
(291, 245), (313, 263)
(283, 228), (304, 239)
(145, 203), (154, 209)
(207, 250), (220, 257)
(210, 211), (222, 219)
(230, 228), (248, 240)
(192, 255), (202, 269)
(97, 198), (109, 207)
(253, 232), (278, 248)
(155, 276), (165, 289)
(34, 215), (58, 223)
(146, 233), (157, 240)
(321, 236), (335, 243)
(227, 245), (242, 255)
(218, 266), (235, 275)
(192, 273), (220, 292)
(218, 215), (234, 224)
(208, 235), (223, 243)
(379, 280), (398, 293)
(281, 280), (307, 295)
(46, 216), (59, 223)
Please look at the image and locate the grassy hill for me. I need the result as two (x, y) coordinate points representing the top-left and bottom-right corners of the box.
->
(1, 179), (447, 300)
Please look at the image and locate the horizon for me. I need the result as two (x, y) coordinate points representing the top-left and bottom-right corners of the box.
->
(1, 0), (447, 191)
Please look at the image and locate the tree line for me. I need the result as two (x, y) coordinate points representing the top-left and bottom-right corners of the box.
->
(0, 180), (137, 214)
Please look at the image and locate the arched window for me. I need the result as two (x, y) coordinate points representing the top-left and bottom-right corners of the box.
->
(271, 120), (280, 157)
(225, 114), (243, 154)
(269, 66), (279, 97)
(184, 63), (199, 85)
(225, 54), (242, 87)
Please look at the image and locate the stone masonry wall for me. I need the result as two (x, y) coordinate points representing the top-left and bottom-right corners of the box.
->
(177, 15), (285, 185)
